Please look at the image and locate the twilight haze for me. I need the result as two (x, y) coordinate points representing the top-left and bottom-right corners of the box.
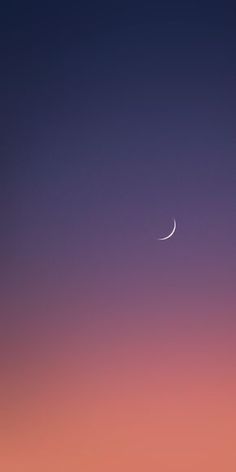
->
(1, 2), (236, 471)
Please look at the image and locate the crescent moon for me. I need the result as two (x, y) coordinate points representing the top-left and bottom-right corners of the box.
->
(158, 218), (177, 241)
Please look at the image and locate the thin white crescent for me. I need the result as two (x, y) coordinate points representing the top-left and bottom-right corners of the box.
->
(158, 218), (176, 241)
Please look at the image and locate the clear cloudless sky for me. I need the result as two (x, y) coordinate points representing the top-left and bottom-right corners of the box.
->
(1, 2), (236, 471)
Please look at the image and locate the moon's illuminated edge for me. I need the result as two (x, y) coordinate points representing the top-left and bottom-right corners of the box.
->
(158, 218), (177, 241)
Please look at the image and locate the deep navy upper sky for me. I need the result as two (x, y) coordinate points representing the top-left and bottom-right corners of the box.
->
(2, 2), (236, 338)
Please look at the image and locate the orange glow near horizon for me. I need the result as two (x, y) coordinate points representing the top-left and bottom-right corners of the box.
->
(1, 331), (236, 471)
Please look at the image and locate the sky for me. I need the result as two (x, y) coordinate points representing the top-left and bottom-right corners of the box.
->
(1, 2), (236, 471)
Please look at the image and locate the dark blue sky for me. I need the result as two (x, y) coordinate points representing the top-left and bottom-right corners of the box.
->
(2, 2), (236, 337)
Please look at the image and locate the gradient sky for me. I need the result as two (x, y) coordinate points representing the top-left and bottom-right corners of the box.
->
(1, 2), (236, 471)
